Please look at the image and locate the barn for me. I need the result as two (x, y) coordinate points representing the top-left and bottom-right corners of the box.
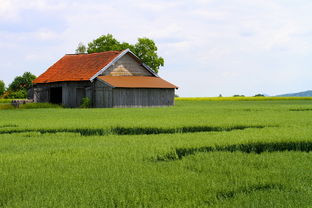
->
(32, 49), (178, 108)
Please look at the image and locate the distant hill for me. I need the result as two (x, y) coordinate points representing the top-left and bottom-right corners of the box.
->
(275, 90), (312, 97)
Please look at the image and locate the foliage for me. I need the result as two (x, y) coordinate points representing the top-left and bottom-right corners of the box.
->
(0, 102), (62, 110)
(0, 80), (5, 97)
(254, 94), (265, 97)
(233, 94), (245, 97)
(132, 38), (164, 73)
(5, 72), (36, 99)
(8, 72), (36, 92)
(1, 101), (312, 207)
(87, 34), (129, 52)
(0, 99), (13, 104)
(85, 34), (164, 73)
(80, 97), (91, 108)
(75, 42), (87, 54)
(19, 103), (63, 109)
(4, 89), (27, 99)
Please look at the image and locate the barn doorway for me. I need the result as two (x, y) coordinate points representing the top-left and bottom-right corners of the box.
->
(50, 87), (62, 104)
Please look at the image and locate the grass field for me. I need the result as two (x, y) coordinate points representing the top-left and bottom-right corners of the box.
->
(176, 96), (312, 101)
(1, 100), (312, 207)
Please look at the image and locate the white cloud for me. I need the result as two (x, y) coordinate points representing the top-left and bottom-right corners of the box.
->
(1, 0), (312, 96)
(36, 29), (59, 40)
(0, 0), (19, 20)
(0, 0), (65, 21)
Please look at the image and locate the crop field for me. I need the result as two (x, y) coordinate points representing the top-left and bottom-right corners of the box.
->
(1, 100), (312, 207)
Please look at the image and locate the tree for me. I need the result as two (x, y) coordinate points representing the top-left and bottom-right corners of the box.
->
(87, 34), (123, 53)
(0, 80), (5, 97)
(5, 72), (36, 99)
(133, 38), (164, 73)
(82, 34), (164, 73)
(75, 42), (87, 54)
(8, 72), (36, 92)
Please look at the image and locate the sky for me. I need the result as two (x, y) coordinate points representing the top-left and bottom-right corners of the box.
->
(0, 0), (311, 97)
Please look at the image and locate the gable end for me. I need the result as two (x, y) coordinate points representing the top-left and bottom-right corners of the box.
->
(89, 49), (158, 82)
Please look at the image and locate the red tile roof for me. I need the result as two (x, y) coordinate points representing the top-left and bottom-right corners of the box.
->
(98, 76), (178, 89)
(33, 51), (123, 84)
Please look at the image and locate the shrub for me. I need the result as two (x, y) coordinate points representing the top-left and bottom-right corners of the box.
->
(19, 103), (63, 109)
(0, 103), (62, 110)
(0, 99), (13, 104)
(4, 90), (27, 99)
(80, 97), (91, 108)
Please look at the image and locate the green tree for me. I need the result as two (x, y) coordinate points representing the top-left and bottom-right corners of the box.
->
(75, 42), (87, 54)
(133, 38), (164, 73)
(6, 72), (36, 99)
(84, 34), (164, 73)
(0, 80), (5, 97)
(9, 72), (36, 92)
(87, 34), (123, 53)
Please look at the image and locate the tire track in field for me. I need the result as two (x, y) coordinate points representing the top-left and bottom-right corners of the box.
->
(202, 183), (284, 205)
(0, 125), (267, 136)
(156, 141), (312, 161)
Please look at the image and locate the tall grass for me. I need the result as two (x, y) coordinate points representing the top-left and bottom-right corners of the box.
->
(176, 96), (312, 101)
(0, 102), (62, 110)
(1, 127), (312, 207)
(0, 99), (14, 103)
(1, 100), (312, 207)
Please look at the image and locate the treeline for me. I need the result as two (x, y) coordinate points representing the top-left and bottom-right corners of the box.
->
(0, 72), (36, 99)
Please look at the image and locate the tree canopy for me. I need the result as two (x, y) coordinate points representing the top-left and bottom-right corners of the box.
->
(75, 42), (87, 54)
(77, 34), (164, 73)
(0, 80), (5, 97)
(1, 72), (36, 99)
(8, 72), (36, 92)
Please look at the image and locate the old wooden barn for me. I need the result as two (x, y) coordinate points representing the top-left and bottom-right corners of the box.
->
(32, 49), (178, 108)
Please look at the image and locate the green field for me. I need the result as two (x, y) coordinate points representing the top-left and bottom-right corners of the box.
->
(1, 100), (312, 207)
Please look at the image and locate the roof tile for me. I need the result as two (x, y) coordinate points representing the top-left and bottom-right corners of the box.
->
(33, 51), (123, 84)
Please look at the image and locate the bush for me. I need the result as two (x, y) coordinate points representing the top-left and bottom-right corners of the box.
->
(80, 97), (91, 108)
(0, 99), (13, 104)
(19, 103), (63, 109)
(0, 103), (62, 110)
(4, 90), (27, 99)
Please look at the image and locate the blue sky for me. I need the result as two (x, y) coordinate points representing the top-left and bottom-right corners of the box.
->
(0, 0), (311, 97)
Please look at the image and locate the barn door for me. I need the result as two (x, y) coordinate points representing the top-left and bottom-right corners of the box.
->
(76, 88), (86, 107)
(50, 87), (62, 104)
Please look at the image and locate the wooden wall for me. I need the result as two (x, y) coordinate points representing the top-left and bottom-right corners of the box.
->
(34, 80), (175, 108)
(33, 81), (91, 108)
(94, 80), (175, 108)
(102, 53), (153, 77)
(112, 88), (175, 107)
